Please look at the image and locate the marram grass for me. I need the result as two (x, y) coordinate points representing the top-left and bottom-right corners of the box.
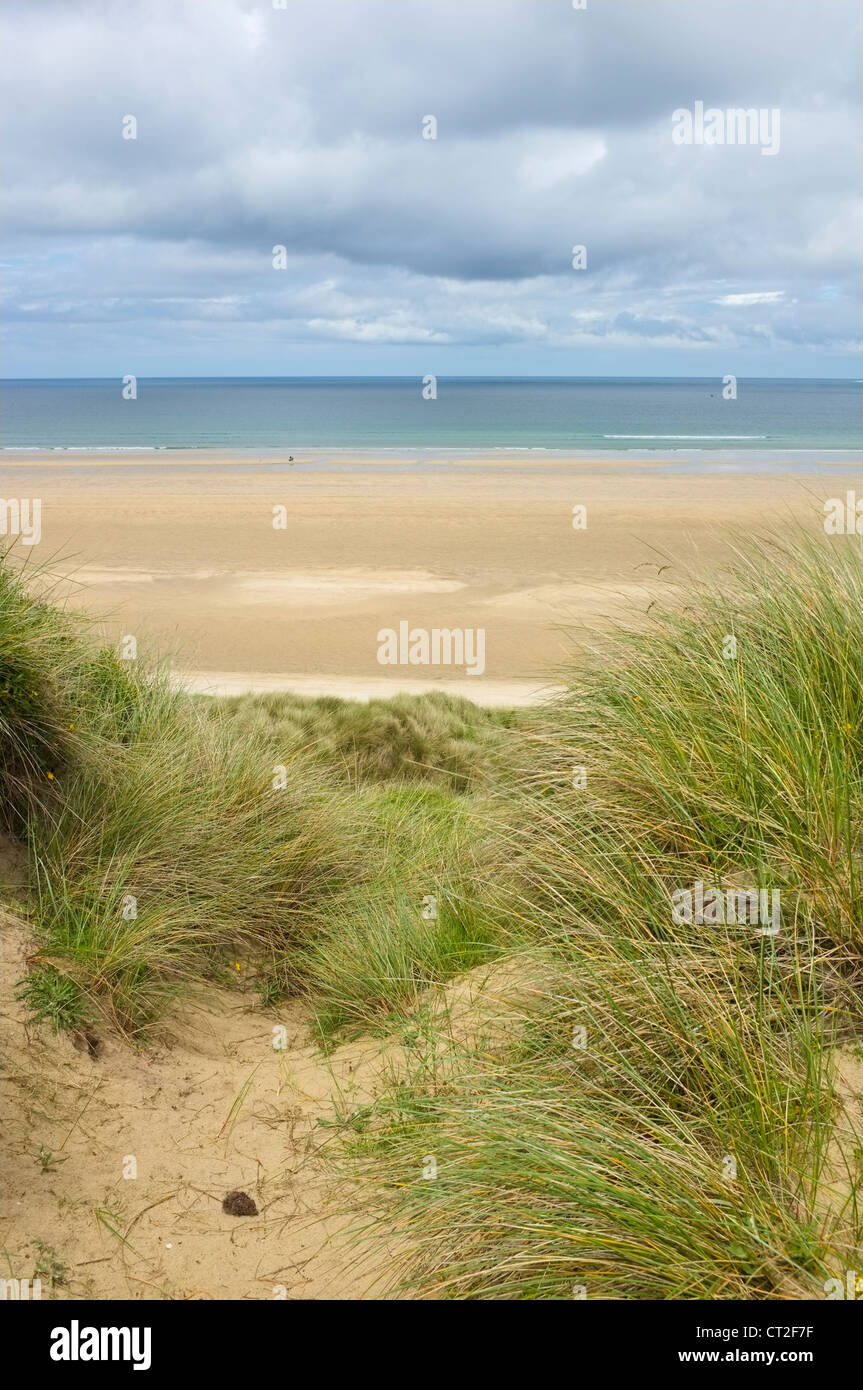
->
(2, 535), (862, 1298)
(343, 534), (863, 1299)
(0, 553), (506, 1035)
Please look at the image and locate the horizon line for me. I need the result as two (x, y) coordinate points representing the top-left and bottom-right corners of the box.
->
(2, 373), (861, 384)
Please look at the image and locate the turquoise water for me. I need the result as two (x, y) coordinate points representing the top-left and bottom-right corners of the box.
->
(1, 377), (860, 451)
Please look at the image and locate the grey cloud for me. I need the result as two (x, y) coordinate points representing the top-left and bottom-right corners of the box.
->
(1, 0), (860, 372)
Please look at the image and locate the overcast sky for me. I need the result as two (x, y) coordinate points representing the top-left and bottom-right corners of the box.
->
(2, 0), (861, 377)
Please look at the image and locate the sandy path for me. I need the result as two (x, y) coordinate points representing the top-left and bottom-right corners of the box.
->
(0, 904), (395, 1301)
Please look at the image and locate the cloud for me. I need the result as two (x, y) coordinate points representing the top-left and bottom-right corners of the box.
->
(716, 292), (787, 306)
(1, 0), (861, 374)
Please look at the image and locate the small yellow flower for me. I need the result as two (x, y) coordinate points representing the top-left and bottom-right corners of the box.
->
(235, 961), (241, 972)
(69, 723), (75, 731)
(46, 771), (54, 780)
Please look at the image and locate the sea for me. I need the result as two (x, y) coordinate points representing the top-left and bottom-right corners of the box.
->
(0, 377), (860, 453)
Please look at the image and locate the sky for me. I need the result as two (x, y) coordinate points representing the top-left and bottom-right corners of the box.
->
(2, 0), (861, 378)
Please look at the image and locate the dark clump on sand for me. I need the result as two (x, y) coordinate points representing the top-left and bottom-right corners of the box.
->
(222, 1190), (258, 1217)
(73, 1029), (104, 1060)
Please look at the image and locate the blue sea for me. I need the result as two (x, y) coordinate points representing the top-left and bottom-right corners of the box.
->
(0, 377), (860, 452)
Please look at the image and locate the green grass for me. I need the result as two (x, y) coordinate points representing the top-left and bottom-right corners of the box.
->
(296, 784), (508, 1043)
(0, 553), (503, 1035)
(0, 557), (93, 829)
(16, 964), (90, 1034)
(343, 534), (863, 1299)
(3, 534), (863, 1299)
(208, 688), (514, 790)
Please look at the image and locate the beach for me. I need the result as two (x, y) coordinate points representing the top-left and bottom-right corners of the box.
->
(4, 0), (863, 1321)
(4, 450), (862, 702)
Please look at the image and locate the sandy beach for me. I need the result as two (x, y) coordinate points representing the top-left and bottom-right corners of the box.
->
(4, 451), (862, 702)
